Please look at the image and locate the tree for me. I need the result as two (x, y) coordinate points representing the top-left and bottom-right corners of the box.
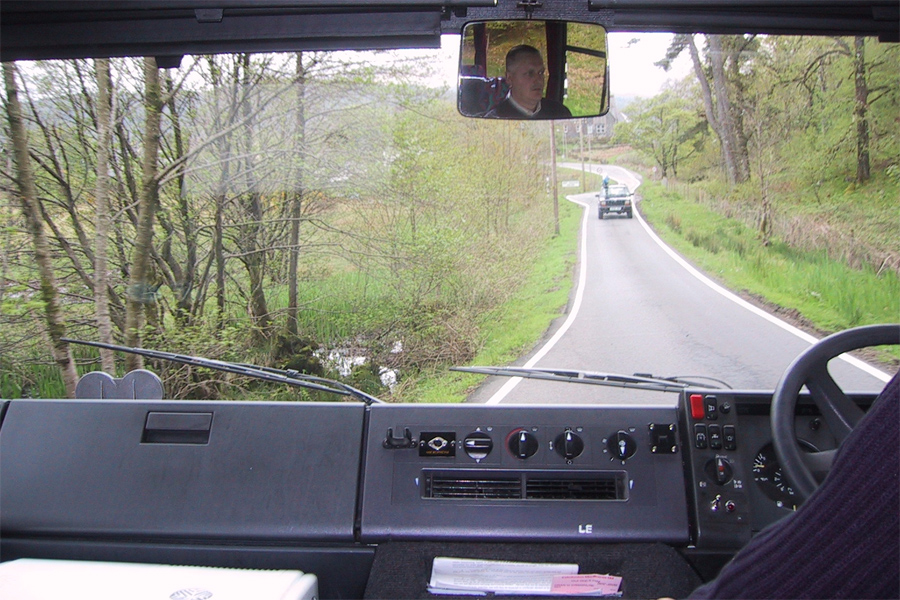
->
(614, 90), (706, 179)
(658, 34), (751, 184)
(2, 62), (79, 397)
(94, 58), (116, 373)
(123, 57), (163, 370)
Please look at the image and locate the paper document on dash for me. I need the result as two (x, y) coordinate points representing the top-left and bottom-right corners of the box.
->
(427, 557), (622, 596)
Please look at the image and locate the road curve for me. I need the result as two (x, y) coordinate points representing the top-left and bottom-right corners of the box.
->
(467, 163), (893, 406)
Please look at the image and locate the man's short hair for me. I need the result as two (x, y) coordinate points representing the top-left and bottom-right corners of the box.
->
(505, 45), (542, 72)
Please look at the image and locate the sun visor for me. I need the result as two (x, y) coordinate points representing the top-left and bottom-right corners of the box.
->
(0, 4), (444, 62)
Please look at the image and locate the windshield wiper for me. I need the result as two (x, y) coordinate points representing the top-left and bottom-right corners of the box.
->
(450, 366), (729, 392)
(62, 338), (383, 405)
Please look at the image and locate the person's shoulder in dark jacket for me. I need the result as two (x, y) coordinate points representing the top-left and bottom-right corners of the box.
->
(486, 97), (571, 119)
(536, 98), (571, 119)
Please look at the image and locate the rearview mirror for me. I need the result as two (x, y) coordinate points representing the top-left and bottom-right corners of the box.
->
(458, 20), (609, 120)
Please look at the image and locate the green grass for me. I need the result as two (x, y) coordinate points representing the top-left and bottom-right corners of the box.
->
(411, 168), (594, 402)
(638, 179), (900, 362)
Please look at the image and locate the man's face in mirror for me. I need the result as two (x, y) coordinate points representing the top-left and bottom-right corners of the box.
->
(506, 51), (546, 111)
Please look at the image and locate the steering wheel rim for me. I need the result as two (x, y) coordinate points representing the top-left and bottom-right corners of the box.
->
(771, 324), (899, 503)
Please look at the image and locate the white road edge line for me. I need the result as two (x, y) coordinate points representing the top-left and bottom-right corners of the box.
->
(632, 205), (891, 382)
(487, 167), (890, 405)
(485, 194), (591, 404)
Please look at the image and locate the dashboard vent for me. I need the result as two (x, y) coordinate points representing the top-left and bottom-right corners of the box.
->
(425, 474), (521, 499)
(525, 475), (622, 500)
(422, 471), (626, 501)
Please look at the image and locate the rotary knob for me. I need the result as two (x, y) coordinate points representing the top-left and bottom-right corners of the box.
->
(464, 432), (493, 460)
(608, 431), (637, 461)
(554, 429), (584, 461)
(705, 457), (734, 485)
(507, 428), (539, 459)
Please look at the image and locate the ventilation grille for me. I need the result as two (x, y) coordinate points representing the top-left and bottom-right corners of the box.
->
(425, 474), (521, 499)
(422, 471), (626, 501)
(526, 476), (620, 500)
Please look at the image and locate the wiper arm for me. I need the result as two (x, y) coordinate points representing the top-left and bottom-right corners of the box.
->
(451, 366), (727, 392)
(62, 338), (383, 405)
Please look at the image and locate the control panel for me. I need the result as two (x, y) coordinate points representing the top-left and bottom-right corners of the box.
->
(681, 390), (852, 550)
(682, 391), (752, 549)
(360, 403), (689, 543)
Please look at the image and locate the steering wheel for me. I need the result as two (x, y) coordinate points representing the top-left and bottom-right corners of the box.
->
(771, 324), (899, 503)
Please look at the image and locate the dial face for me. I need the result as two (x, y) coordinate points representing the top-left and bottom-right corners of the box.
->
(751, 442), (814, 511)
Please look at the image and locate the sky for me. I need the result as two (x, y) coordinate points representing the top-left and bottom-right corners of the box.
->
(607, 33), (693, 98)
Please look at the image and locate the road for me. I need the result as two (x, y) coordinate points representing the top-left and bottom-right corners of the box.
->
(468, 163), (893, 405)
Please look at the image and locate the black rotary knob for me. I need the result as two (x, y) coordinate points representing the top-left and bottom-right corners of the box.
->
(705, 457), (734, 485)
(507, 429), (539, 459)
(608, 431), (637, 460)
(555, 429), (584, 460)
(464, 432), (493, 460)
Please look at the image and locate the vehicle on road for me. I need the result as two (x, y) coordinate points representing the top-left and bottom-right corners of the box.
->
(0, 2), (897, 599)
(598, 184), (634, 219)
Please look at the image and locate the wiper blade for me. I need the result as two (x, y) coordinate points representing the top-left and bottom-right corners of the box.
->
(62, 338), (383, 404)
(451, 366), (726, 392)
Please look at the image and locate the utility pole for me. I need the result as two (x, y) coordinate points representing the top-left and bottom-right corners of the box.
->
(550, 121), (559, 236)
(579, 121), (585, 190)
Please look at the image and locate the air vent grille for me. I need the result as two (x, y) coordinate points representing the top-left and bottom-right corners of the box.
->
(422, 471), (626, 501)
(426, 474), (521, 499)
(525, 476), (621, 500)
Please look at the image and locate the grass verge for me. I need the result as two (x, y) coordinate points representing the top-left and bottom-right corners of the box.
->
(637, 179), (900, 364)
(411, 168), (596, 402)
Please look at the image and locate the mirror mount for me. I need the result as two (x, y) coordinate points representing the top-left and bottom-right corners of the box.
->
(518, 0), (543, 19)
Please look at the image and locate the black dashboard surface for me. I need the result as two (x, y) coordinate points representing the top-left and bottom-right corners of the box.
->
(0, 390), (872, 598)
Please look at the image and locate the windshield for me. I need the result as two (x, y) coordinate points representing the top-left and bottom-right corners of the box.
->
(1, 33), (896, 403)
(606, 185), (631, 197)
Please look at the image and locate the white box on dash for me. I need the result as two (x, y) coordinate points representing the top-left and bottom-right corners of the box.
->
(0, 558), (318, 600)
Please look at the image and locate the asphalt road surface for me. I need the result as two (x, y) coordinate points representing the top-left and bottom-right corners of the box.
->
(467, 163), (894, 406)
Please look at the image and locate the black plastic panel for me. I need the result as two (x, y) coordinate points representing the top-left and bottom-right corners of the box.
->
(360, 403), (690, 543)
(0, 399), (365, 542)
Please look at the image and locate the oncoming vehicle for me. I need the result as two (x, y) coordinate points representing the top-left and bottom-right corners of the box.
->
(1, 2), (898, 599)
(598, 184), (633, 219)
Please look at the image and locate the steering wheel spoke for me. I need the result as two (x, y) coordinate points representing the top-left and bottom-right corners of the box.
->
(800, 448), (837, 483)
(806, 364), (864, 443)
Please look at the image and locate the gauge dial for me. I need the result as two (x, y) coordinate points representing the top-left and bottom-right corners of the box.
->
(752, 442), (802, 510)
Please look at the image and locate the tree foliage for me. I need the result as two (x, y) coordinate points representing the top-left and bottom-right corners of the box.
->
(1, 52), (555, 399)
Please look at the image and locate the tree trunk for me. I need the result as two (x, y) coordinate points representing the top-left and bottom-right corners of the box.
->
(165, 75), (196, 321)
(206, 57), (230, 329)
(124, 57), (162, 370)
(708, 35), (748, 184)
(287, 52), (307, 337)
(238, 54), (271, 340)
(724, 38), (752, 183)
(854, 36), (870, 183)
(94, 58), (116, 373)
(3, 62), (79, 397)
(687, 36), (733, 181)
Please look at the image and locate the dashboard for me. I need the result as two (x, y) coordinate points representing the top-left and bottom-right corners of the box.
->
(0, 389), (868, 598)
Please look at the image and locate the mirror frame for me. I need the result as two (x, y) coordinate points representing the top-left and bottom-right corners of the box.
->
(457, 20), (609, 120)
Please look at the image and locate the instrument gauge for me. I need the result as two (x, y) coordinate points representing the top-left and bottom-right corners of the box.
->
(751, 441), (816, 511)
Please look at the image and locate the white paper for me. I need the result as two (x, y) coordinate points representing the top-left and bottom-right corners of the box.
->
(427, 557), (622, 597)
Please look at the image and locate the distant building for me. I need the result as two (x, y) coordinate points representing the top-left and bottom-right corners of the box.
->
(562, 95), (625, 142)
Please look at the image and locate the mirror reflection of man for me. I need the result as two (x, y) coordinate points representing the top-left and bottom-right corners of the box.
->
(487, 45), (572, 119)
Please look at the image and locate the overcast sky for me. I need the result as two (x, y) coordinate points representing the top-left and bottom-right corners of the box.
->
(607, 33), (693, 98)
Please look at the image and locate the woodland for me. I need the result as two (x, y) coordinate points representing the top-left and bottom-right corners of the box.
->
(1, 33), (898, 400)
